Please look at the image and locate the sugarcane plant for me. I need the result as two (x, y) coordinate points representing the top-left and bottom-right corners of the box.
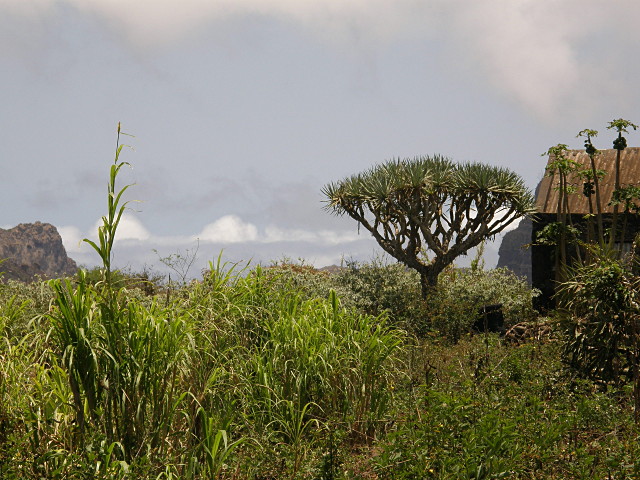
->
(47, 124), (193, 461)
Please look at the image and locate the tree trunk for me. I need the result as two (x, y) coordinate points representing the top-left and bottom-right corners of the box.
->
(420, 270), (439, 300)
(589, 155), (604, 245)
(609, 146), (622, 251)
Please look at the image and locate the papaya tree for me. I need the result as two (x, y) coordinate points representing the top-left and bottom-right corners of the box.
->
(323, 155), (536, 299)
(577, 128), (605, 244)
(608, 118), (639, 249)
(540, 144), (583, 277)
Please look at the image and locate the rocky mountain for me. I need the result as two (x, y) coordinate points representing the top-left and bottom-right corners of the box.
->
(0, 222), (77, 282)
(497, 217), (532, 283)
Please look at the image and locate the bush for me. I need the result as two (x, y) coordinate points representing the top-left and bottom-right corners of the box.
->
(559, 254), (640, 384)
(81, 266), (164, 296)
(332, 257), (422, 326)
(263, 258), (540, 341)
(426, 267), (540, 342)
(262, 256), (424, 331)
(261, 259), (343, 302)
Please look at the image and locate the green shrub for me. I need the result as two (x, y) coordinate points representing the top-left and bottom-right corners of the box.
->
(262, 256), (424, 332)
(81, 265), (164, 296)
(261, 259), (343, 302)
(427, 267), (539, 342)
(263, 258), (539, 341)
(559, 253), (640, 384)
(332, 257), (422, 326)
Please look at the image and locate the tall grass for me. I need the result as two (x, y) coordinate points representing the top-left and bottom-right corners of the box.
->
(46, 126), (195, 468)
(0, 125), (406, 478)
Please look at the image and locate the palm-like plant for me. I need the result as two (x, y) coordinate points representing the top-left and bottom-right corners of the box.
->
(607, 118), (639, 249)
(323, 155), (535, 298)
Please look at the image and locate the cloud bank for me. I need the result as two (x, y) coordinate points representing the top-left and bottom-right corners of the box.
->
(57, 211), (509, 278)
(4, 0), (639, 120)
(58, 213), (367, 272)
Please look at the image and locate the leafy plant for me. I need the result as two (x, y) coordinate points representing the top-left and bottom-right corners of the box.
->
(47, 125), (194, 462)
(558, 251), (640, 386)
(542, 143), (583, 273)
(607, 118), (638, 249)
(577, 128), (604, 244)
(332, 256), (422, 326)
(427, 266), (539, 342)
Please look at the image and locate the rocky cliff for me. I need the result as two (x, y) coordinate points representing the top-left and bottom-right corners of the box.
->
(0, 222), (77, 282)
(497, 217), (532, 283)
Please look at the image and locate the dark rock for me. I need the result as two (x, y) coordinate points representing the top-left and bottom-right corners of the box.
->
(0, 222), (77, 282)
(497, 217), (532, 283)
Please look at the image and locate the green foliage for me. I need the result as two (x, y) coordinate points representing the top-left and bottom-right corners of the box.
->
(609, 184), (640, 213)
(558, 252), (640, 384)
(542, 118), (639, 273)
(81, 266), (164, 295)
(47, 126), (194, 466)
(262, 256), (539, 341)
(535, 221), (581, 246)
(262, 259), (342, 302)
(608, 118), (638, 151)
(371, 337), (640, 480)
(2, 258), (640, 478)
(426, 267), (539, 341)
(332, 257), (422, 324)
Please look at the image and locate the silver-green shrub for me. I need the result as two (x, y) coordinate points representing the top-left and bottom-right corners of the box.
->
(429, 267), (540, 341)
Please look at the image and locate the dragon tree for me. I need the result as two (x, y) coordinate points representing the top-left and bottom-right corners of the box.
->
(323, 155), (536, 299)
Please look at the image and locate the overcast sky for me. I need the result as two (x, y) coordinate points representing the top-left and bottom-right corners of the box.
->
(2, 0), (640, 276)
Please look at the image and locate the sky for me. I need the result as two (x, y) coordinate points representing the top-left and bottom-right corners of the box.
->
(2, 0), (640, 277)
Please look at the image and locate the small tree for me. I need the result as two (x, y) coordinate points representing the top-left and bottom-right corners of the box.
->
(323, 155), (536, 298)
(577, 128), (605, 244)
(559, 251), (640, 422)
(540, 144), (583, 277)
(608, 118), (639, 249)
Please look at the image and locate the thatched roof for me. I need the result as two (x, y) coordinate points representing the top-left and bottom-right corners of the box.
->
(535, 147), (640, 214)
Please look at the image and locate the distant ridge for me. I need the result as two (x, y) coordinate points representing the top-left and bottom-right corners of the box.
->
(496, 218), (532, 283)
(0, 222), (77, 282)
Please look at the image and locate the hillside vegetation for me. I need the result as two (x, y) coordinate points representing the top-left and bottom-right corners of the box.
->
(3, 124), (640, 479)
(1, 257), (639, 479)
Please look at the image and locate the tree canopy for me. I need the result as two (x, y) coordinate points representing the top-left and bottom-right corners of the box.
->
(323, 155), (536, 298)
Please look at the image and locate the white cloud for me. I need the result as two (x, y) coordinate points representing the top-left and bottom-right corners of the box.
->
(58, 225), (85, 254)
(437, 0), (640, 120)
(116, 214), (151, 241)
(90, 213), (151, 242)
(445, 1), (582, 118)
(197, 215), (259, 243)
(56, 210), (518, 274)
(264, 225), (316, 243)
(263, 225), (360, 245)
(55, 213), (375, 272)
(315, 230), (362, 246)
(61, 214), (360, 251)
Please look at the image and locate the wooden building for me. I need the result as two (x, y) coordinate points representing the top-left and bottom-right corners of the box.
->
(532, 147), (640, 309)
